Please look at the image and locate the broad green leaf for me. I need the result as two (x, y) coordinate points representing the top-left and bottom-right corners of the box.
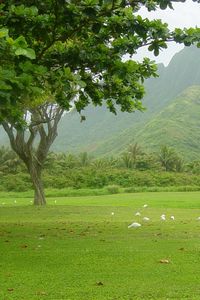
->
(15, 47), (36, 59)
(13, 36), (28, 48)
(0, 28), (9, 38)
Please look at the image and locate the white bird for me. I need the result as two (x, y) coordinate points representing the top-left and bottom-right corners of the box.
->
(143, 204), (148, 208)
(135, 212), (141, 216)
(128, 222), (142, 228)
(161, 214), (166, 221)
(111, 212), (115, 215)
(170, 216), (175, 220)
(143, 217), (150, 221)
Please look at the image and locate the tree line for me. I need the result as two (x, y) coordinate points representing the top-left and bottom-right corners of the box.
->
(2, 143), (200, 192)
(1, 143), (200, 177)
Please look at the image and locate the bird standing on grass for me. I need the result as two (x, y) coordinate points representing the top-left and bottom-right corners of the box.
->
(128, 222), (141, 228)
(161, 214), (166, 221)
(135, 212), (141, 216)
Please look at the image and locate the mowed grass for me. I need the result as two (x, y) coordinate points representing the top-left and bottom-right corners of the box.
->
(1, 192), (200, 300)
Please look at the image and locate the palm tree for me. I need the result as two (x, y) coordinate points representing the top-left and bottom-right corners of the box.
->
(128, 143), (142, 168)
(158, 145), (177, 171)
(121, 152), (132, 169)
(79, 152), (91, 167)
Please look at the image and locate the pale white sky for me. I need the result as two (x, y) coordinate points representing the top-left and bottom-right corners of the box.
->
(135, 0), (200, 65)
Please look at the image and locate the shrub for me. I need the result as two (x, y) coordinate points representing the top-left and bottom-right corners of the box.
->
(1, 174), (31, 192)
(106, 185), (120, 194)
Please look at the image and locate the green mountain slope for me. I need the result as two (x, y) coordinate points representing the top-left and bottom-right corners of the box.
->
(52, 46), (200, 157)
(135, 85), (200, 160)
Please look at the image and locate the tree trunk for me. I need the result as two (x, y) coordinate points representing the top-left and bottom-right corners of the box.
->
(29, 165), (46, 206)
(2, 106), (64, 206)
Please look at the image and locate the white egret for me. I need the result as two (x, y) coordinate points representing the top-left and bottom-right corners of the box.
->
(170, 216), (175, 220)
(128, 222), (142, 228)
(143, 204), (148, 208)
(143, 217), (150, 221)
(135, 212), (141, 216)
(161, 214), (166, 221)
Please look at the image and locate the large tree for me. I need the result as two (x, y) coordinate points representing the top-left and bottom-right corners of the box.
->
(1, 0), (200, 205)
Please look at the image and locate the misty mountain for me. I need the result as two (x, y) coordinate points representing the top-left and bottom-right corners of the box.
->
(52, 46), (200, 159)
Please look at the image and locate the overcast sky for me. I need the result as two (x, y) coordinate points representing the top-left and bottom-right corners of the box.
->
(134, 0), (200, 65)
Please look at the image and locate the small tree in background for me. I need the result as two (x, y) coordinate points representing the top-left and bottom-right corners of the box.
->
(158, 145), (184, 172)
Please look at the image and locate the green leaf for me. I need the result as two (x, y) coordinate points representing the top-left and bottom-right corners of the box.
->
(6, 37), (14, 45)
(13, 36), (28, 48)
(15, 47), (36, 59)
(154, 48), (159, 56)
(24, 48), (36, 59)
(0, 28), (9, 38)
(77, 80), (87, 88)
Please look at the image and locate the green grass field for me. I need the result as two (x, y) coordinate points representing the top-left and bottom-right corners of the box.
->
(1, 192), (200, 300)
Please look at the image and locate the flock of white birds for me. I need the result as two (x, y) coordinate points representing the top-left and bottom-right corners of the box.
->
(111, 203), (200, 228)
(1, 200), (200, 224)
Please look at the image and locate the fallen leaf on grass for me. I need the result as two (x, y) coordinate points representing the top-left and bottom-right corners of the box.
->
(178, 247), (185, 251)
(79, 232), (86, 236)
(37, 291), (48, 296)
(159, 259), (170, 264)
(20, 244), (28, 248)
(96, 281), (104, 286)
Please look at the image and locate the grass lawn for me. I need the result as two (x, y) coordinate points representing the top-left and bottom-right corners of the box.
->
(1, 192), (200, 299)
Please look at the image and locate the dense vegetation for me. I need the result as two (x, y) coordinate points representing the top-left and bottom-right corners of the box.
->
(1, 145), (200, 193)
